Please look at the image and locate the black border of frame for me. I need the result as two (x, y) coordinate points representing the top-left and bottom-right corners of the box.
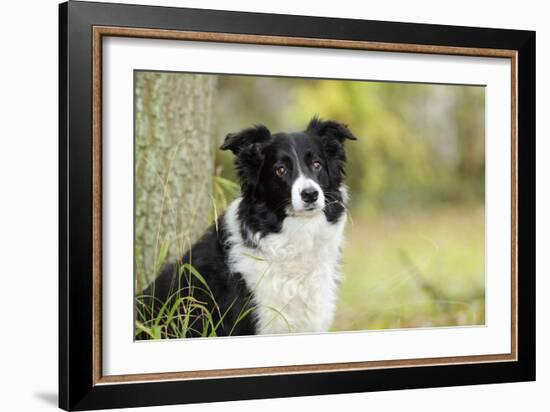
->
(59, 1), (536, 410)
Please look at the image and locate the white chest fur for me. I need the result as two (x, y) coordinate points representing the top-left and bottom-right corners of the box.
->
(224, 198), (347, 335)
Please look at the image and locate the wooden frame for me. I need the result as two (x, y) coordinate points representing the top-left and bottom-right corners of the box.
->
(60, 1), (535, 410)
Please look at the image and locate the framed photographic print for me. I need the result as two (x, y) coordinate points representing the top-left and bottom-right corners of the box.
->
(59, 1), (536, 410)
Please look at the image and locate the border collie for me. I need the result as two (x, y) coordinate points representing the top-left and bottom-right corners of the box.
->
(139, 117), (357, 337)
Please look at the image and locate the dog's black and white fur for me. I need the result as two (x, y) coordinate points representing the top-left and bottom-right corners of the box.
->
(140, 117), (357, 336)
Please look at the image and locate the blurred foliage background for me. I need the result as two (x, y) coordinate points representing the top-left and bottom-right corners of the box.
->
(214, 75), (485, 330)
(136, 72), (485, 331)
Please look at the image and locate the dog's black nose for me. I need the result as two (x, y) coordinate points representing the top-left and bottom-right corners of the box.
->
(301, 188), (319, 204)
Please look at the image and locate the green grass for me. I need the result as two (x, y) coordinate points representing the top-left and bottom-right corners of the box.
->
(135, 261), (261, 339)
(333, 204), (485, 331)
(135, 174), (255, 340)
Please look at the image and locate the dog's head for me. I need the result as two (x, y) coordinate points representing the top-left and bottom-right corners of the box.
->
(220, 117), (357, 218)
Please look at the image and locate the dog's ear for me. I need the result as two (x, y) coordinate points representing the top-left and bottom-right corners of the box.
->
(221, 124), (271, 198)
(220, 124), (272, 155)
(306, 117), (357, 143)
(307, 116), (357, 162)
(307, 117), (357, 182)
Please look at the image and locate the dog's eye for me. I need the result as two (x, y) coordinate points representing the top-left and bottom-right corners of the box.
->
(275, 166), (287, 177)
(312, 161), (322, 172)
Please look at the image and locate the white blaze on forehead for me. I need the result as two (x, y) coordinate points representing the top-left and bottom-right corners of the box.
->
(290, 145), (303, 174)
(289, 144), (325, 213)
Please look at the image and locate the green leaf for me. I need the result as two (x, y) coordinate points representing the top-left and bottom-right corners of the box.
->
(209, 298), (239, 337)
(151, 325), (162, 339)
(155, 238), (170, 273)
(135, 321), (157, 339)
(264, 306), (291, 333)
(241, 252), (268, 261)
(214, 175), (240, 194)
(181, 263), (213, 296)
(229, 305), (257, 336)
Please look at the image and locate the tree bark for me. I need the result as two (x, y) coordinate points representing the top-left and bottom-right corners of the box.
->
(135, 72), (217, 291)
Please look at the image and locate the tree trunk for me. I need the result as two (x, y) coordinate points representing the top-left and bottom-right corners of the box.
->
(135, 72), (217, 291)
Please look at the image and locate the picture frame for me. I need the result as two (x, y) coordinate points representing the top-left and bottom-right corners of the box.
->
(59, 1), (536, 410)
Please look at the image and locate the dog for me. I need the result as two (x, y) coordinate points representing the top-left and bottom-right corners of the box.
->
(138, 117), (357, 337)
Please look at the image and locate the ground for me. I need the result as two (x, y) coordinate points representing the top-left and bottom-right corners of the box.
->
(333, 204), (485, 331)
